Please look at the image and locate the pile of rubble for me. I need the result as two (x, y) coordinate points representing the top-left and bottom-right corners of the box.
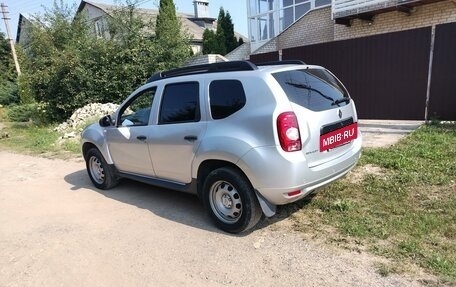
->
(55, 103), (119, 139)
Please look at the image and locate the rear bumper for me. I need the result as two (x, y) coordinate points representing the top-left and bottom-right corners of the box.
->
(237, 135), (362, 205)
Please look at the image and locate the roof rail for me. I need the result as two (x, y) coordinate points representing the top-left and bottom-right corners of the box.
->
(146, 61), (258, 83)
(256, 60), (306, 66)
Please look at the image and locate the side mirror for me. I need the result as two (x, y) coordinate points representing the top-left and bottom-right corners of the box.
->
(99, 115), (113, 127)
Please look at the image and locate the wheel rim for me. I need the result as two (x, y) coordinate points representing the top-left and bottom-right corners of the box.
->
(209, 180), (242, 224)
(89, 156), (105, 184)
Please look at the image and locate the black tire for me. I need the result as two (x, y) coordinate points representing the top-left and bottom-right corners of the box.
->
(202, 167), (262, 233)
(85, 148), (118, 190)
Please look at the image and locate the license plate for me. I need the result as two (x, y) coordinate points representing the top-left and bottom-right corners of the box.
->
(320, 122), (358, 152)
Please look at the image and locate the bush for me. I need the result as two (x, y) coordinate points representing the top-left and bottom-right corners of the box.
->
(19, 1), (191, 123)
(0, 81), (19, 106)
(6, 103), (43, 122)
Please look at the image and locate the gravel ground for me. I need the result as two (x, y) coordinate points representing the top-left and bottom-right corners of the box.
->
(0, 151), (430, 287)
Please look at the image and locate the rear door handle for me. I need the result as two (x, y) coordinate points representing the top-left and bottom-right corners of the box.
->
(137, 135), (147, 141)
(184, 135), (198, 142)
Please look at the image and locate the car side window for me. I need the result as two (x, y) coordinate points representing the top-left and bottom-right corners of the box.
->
(159, 82), (200, 124)
(209, 80), (246, 119)
(119, 87), (156, 127)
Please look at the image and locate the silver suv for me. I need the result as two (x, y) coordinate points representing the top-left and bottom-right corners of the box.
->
(81, 60), (362, 233)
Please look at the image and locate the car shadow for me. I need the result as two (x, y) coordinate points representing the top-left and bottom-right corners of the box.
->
(64, 169), (293, 236)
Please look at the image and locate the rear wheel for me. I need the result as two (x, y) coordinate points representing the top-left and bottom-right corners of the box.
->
(85, 148), (118, 190)
(202, 167), (262, 233)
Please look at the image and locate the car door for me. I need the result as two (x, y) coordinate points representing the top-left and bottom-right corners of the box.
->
(105, 87), (157, 176)
(147, 81), (207, 183)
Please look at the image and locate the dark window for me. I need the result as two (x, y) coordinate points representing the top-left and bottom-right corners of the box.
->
(209, 80), (246, 120)
(273, 69), (350, 112)
(118, 87), (156, 126)
(159, 82), (200, 124)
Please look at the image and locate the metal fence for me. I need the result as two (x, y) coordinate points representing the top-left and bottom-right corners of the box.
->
(250, 23), (456, 120)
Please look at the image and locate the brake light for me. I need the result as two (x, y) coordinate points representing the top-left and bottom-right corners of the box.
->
(277, 112), (301, 152)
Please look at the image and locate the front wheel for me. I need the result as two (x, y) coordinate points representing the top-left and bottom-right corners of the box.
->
(202, 167), (262, 233)
(85, 148), (118, 190)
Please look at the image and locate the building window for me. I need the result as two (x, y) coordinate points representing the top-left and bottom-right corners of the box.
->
(248, 0), (330, 46)
(249, 18), (257, 42)
(295, 2), (311, 20)
(94, 19), (104, 38)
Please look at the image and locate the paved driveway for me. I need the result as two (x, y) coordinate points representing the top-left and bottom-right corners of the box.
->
(358, 120), (423, 148)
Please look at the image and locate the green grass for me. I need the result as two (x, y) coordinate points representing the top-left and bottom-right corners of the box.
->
(288, 123), (456, 283)
(0, 122), (80, 157)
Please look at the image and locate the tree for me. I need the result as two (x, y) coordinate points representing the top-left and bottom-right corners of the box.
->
(221, 11), (238, 53)
(18, 0), (191, 122)
(0, 33), (19, 105)
(202, 7), (241, 55)
(0, 33), (14, 82)
(202, 29), (218, 55)
(155, 0), (192, 70)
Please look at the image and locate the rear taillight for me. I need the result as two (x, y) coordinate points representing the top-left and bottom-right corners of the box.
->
(277, 112), (301, 152)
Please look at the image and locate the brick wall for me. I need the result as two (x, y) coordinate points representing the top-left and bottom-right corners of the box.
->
(225, 43), (251, 60)
(251, 38), (278, 55)
(277, 7), (334, 50)
(334, 0), (456, 40)
(185, 54), (229, 66)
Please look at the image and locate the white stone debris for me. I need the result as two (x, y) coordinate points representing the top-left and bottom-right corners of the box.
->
(55, 103), (119, 140)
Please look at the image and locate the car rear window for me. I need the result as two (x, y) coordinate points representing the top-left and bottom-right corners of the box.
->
(273, 68), (350, 112)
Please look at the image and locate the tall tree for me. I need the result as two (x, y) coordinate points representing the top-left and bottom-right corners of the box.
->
(155, 0), (192, 70)
(202, 7), (240, 55)
(202, 29), (218, 55)
(0, 33), (14, 82)
(0, 33), (18, 105)
(222, 11), (238, 53)
(214, 8), (227, 55)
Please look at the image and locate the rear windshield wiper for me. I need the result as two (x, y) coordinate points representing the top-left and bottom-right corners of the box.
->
(285, 82), (336, 103)
(332, 98), (350, 106)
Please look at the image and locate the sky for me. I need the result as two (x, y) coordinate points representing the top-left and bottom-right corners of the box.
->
(0, 0), (248, 40)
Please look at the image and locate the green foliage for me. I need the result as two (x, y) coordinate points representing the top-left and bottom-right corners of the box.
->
(221, 11), (238, 53)
(0, 33), (18, 105)
(0, 81), (19, 105)
(18, 0), (191, 123)
(6, 103), (43, 122)
(202, 7), (242, 55)
(155, 0), (192, 70)
(202, 29), (219, 54)
(0, 33), (15, 82)
(288, 123), (456, 282)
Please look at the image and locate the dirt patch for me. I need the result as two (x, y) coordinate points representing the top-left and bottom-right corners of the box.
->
(346, 164), (389, 184)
